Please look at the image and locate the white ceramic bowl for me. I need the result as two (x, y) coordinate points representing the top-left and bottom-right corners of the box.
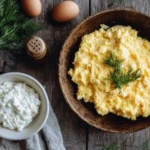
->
(0, 72), (49, 140)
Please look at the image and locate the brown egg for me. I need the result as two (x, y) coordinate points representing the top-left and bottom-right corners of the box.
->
(53, 1), (79, 23)
(21, 0), (42, 17)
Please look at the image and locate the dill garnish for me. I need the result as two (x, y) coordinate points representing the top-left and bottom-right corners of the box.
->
(104, 52), (123, 72)
(104, 52), (142, 89)
(101, 140), (150, 150)
(141, 140), (149, 150)
(102, 143), (120, 150)
(0, 0), (40, 54)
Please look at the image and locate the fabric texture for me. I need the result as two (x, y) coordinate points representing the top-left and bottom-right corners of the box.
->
(25, 102), (66, 150)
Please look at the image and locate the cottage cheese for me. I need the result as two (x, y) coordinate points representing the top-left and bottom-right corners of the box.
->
(0, 82), (41, 131)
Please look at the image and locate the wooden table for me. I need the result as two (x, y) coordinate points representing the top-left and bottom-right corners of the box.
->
(1, 0), (150, 150)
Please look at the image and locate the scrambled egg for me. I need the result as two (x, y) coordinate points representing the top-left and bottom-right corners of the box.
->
(68, 25), (150, 120)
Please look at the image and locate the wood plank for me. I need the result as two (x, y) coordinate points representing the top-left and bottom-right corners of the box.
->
(48, 1), (89, 149)
(1, 0), (89, 149)
(88, 0), (150, 150)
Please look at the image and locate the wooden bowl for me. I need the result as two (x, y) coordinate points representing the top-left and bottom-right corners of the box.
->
(59, 9), (150, 133)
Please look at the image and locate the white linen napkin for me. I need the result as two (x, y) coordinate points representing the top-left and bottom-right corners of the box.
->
(25, 101), (66, 150)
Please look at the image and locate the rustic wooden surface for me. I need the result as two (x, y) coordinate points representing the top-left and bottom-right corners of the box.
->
(1, 0), (150, 150)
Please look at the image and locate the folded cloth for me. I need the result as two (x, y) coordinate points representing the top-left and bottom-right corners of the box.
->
(25, 101), (66, 150)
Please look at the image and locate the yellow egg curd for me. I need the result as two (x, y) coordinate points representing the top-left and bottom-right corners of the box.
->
(68, 25), (150, 120)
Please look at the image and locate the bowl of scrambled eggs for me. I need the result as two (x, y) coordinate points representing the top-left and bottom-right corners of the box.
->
(59, 9), (150, 133)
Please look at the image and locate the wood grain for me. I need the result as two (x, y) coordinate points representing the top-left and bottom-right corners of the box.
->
(49, 0), (89, 149)
(1, 0), (89, 150)
(1, 0), (150, 150)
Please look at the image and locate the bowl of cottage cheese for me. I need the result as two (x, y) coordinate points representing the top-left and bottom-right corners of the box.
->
(0, 72), (49, 140)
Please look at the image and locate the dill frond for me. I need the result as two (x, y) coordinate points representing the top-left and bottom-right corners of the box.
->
(0, 0), (40, 54)
(104, 52), (123, 72)
(141, 140), (149, 150)
(102, 143), (120, 150)
(109, 68), (141, 89)
(104, 52), (142, 89)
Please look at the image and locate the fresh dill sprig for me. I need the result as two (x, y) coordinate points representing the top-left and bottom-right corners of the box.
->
(109, 68), (141, 89)
(101, 140), (150, 150)
(104, 52), (123, 72)
(0, 0), (40, 54)
(141, 140), (149, 150)
(104, 52), (142, 89)
(102, 143), (120, 150)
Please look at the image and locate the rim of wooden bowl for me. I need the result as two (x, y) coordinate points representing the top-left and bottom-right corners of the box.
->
(59, 8), (150, 133)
